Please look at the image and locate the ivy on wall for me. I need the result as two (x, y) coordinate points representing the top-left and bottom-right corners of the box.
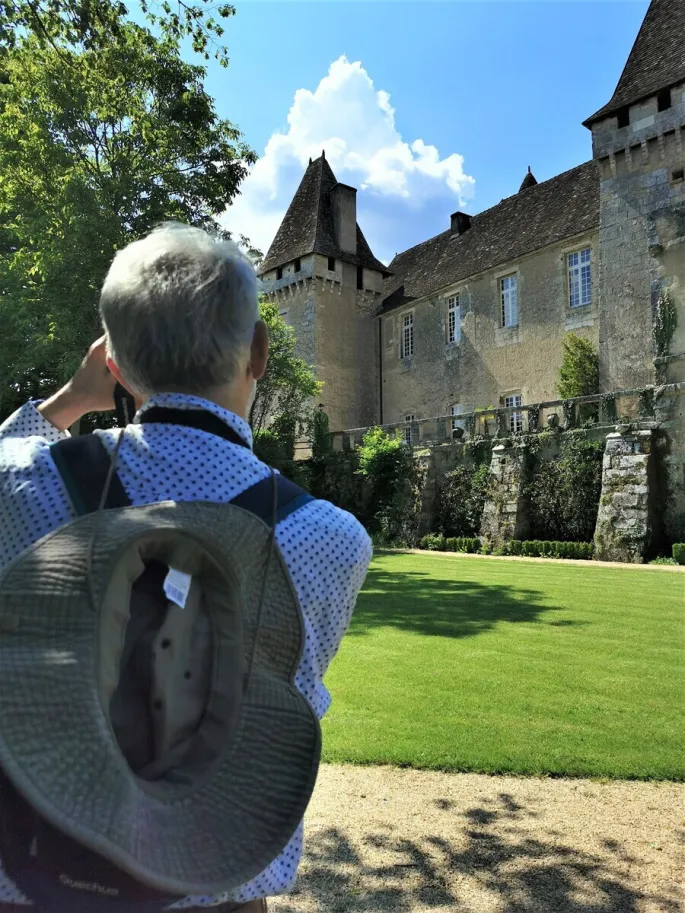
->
(526, 437), (604, 542)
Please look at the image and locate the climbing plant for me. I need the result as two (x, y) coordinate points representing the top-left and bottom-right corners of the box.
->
(437, 463), (491, 538)
(357, 427), (425, 545)
(557, 334), (599, 400)
(527, 437), (604, 542)
(653, 290), (678, 358)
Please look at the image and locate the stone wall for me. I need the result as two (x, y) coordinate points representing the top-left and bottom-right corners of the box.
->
(592, 81), (685, 392)
(380, 229), (599, 426)
(480, 442), (531, 547)
(262, 254), (384, 432)
(593, 428), (658, 563)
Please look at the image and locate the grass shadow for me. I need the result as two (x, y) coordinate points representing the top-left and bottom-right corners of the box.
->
(349, 567), (573, 639)
(274, 793), (678, 912)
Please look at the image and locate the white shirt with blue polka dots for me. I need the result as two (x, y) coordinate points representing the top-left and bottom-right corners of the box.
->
(0, 393), (372, 907)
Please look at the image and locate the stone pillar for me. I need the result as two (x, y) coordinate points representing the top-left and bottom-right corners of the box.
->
(480, 442), (530, 548)
(593, 427), (657, 563)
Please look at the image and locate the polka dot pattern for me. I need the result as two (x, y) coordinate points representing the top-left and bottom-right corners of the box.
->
(0, 395), (372, 906)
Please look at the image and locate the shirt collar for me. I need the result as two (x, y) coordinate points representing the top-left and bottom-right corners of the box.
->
(136, 393), (253, 450)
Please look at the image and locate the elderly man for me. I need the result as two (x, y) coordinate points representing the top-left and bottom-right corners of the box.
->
(0, 223), (372, 912)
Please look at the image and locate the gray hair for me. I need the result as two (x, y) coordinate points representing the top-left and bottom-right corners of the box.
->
(100, 222), (259, 395)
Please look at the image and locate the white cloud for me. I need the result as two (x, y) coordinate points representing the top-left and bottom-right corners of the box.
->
(222, 56), (475, 263)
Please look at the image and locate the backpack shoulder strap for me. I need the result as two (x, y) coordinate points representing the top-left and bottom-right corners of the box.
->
(51, 436), (314, 526)
(232, 473), (314, 527)
(50, 435), (130, 516)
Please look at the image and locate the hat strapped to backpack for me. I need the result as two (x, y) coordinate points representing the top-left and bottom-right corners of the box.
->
(0, 410), (321, 905)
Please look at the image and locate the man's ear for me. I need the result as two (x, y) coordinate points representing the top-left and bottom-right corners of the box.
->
(249, 320), (269, 382)
(105, 356), (143, 408)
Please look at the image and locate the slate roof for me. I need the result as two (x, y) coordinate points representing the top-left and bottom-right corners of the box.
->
(381, 160), (599, 313)
(584, 0), (685, 126)
(259, 154), (390, 276)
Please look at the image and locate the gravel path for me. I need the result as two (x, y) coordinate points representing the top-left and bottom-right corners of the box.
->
(271, 765), (684, 913)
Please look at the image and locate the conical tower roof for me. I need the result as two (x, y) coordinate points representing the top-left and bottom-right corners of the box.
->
(519, 167), (538, 192)
(260, 153), (390, 276)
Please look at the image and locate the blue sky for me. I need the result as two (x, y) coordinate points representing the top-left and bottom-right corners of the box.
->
(208, 1), (651, 263)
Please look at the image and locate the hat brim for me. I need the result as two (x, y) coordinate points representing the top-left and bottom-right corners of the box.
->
(0, 502), (321, 896)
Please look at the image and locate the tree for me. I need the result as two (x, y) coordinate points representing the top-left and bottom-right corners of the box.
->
(557, 333), (599, 400)
(251, 300), (321, 444)
(0, 25), (255, 418)
(0, 0), (235, 68)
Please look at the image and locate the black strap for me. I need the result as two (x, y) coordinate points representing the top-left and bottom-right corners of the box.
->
(140, 407), (250, 450)
(50, 435), (131, 514)
(50, 411), (313, 526)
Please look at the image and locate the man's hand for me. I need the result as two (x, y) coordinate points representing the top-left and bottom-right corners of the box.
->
(38, 337), (117, 432)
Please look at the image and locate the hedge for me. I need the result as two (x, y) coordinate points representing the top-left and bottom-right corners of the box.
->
(673, 543), (685, 566)
(419, 535), (481, 553)
(418, 537), (594, 560)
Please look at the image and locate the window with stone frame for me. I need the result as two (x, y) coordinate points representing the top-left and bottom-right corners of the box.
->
(504, 394), (523, 434)
(401, 312), (414, 359)
(500, 275), (519, 328)
(404, 414), (415, 444)
(567, 247), (592, 308)
(447, 295), (461, 344)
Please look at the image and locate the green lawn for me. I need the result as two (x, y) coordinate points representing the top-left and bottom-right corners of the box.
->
(322, 552), (685, 780)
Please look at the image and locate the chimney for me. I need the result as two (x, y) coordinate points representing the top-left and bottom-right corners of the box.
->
(330, 183), (358, 254)
(450, 211), (471, 237)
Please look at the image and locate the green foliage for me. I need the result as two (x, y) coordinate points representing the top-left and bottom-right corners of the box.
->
(250, 299), (320, 440)
(653, 291), (678, 358)
(312, 407), (332, 460)
(672, 543), (685, 566)
(0, 0), (236, 69)
(649, 557), (677, 566)
(418, 535), (482, 554)
(502, 540), (594, 560)
(358, 427), (425, 545)
(527, 438), (604, 542)
(437, 462), (491, 538)
(309, 450), (366, 520)
(0, 25), (255, 418)
(557, 334), (599, 400)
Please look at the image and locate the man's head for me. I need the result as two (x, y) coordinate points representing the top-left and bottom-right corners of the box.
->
(100, 222), (267, 418)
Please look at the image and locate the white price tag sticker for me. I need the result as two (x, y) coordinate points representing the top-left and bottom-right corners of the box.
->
(164, 568), (192, 609)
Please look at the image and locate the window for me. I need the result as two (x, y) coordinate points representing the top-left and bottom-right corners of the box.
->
(276, 267), (283, 280)
(657, 89), (672, 112)
(673, 168), (685, 183)
(294, 258), (301, 272)
(505, 394), (523, 434)
(357, 266), (364, 290)
(568, 247), (592, 308)
(447, 295), (461, 344)
(401, 312), (414, 359)
(500, 275), (519, 328)
(617, 106), (629, 128)
(404, 414), (415, 445)
(327, 256), (336, 271)
(450, 403), (465, 435)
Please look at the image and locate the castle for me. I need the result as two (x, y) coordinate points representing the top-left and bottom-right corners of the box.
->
(259, 0), (685, 440)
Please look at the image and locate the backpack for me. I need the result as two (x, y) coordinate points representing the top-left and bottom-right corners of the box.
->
(0, 407), (321, 913)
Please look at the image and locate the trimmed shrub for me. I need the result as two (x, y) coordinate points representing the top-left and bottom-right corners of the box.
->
(419, 535), (445, 551)
(673, 543), (685, 566)
(504, 540), (593, 559)
(445, 537), (481, 554)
